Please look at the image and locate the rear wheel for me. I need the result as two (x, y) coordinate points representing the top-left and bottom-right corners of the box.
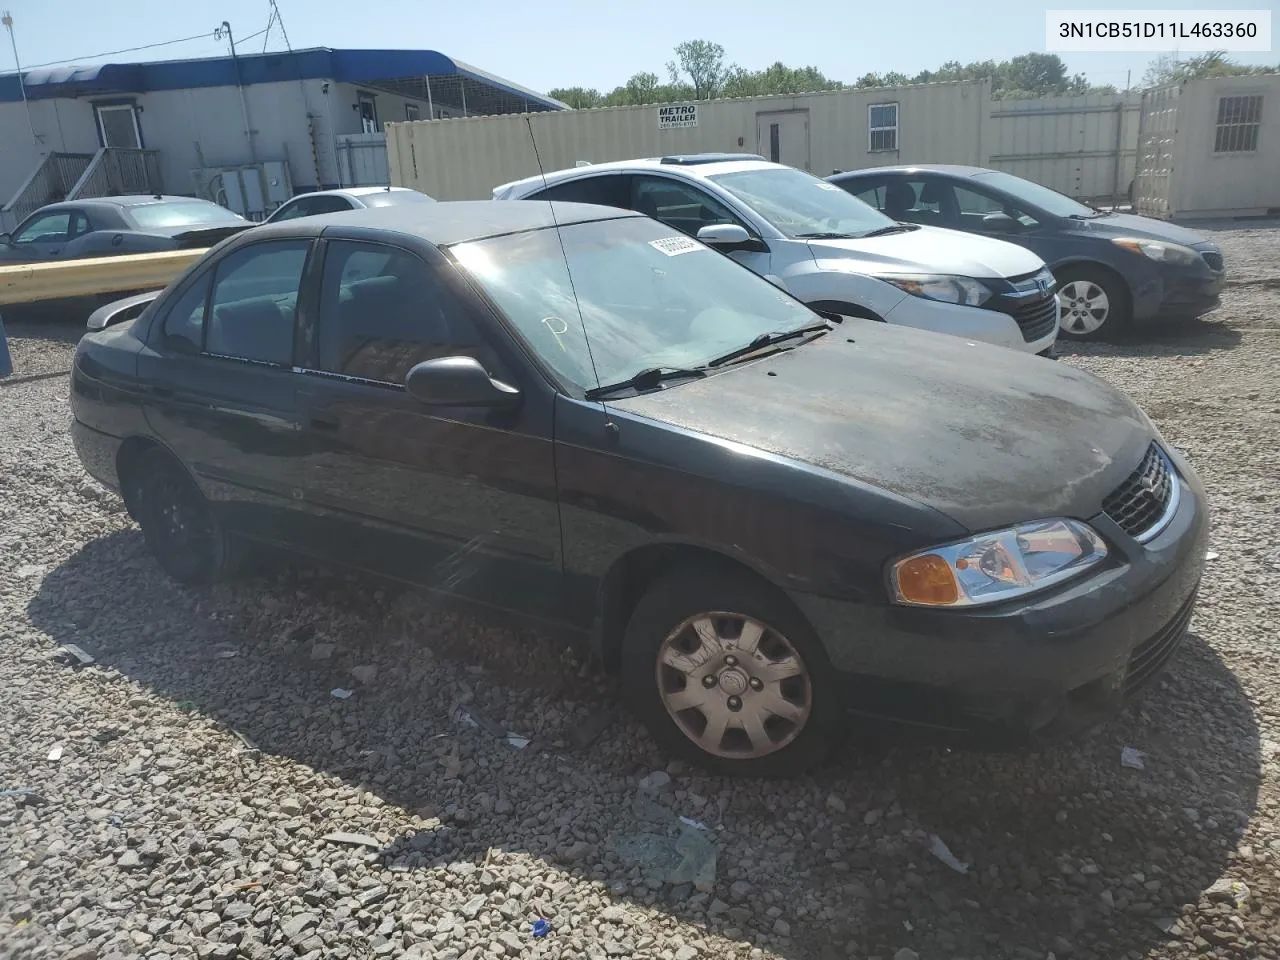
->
(1055, 267), (1130, 340)
(128, 448), (238, 585)
(620, 567), (844, 777)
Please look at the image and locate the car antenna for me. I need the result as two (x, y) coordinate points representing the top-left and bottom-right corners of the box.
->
(524, 115), (603, 399)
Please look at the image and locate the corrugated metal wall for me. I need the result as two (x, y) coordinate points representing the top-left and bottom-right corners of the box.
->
(387, 80), (992, 201)
(988, 93), (1142, 201)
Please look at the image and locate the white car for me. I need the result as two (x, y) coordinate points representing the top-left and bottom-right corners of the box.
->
(265, 186), (434, 223)
(493, 155), (1058, 355)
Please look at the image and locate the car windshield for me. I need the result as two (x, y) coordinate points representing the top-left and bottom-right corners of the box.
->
(450, 215), (820, 394)
(127, 201), (244, 229)
(971, 170), (1100, 218)
(362, 190), (435, 207)
(709, 167), (896, 238)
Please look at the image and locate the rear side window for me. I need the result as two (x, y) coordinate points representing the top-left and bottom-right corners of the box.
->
(844, 181), (887, 209)
(204, 240), (310, 365)
(527, 175), (631, 208)
(315, 240), (495, 385)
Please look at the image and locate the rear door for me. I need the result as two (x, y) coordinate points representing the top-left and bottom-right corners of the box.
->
(137, 238), (313, 541)
(292, 236), (565, 617)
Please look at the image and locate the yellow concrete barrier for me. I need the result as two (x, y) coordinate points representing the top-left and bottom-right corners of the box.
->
(0, 249), (207, 306)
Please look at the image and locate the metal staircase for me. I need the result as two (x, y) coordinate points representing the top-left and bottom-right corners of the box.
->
(2, 148), (164, 230)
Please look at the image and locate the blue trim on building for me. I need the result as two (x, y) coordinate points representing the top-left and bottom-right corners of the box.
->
(0, 48), (566, 110)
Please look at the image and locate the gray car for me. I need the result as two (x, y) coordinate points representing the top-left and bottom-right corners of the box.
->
(264, 186), (435, 223)
(828, 165), (1226, 340)
(0, 195), (250, 265)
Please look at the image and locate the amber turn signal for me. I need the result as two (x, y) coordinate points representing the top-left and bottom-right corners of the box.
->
(894, 553), (959, 606)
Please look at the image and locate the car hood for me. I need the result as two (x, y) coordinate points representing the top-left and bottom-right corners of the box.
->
(806, 225), (1047, 280)
(1066, 212), (1214, 248)
(610, 322), (1153, 531)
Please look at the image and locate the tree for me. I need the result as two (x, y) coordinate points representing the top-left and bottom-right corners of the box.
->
(721, 61), (843, 98)
(667, 39), (728, 99)
(547, 86), (603, 109)
(1142, 51), (1279, 87)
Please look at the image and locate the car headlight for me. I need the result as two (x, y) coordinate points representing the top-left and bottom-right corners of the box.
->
(879, 274), (993, 307)
(1111, 237), (1199, 266)
(890, 518), (1108, 608)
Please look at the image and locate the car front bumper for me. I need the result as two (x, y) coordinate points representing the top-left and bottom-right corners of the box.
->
(882, 293), (1058, 356)
(795, 447), (1208, 742)
(1130, 259), (1225, 322)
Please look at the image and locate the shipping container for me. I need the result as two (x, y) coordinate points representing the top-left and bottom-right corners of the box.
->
(1135, 75), (1280, 220)
(388, 80), (994, 200)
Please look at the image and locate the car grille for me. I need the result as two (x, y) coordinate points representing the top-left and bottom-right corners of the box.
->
(1124, 590), (1197, 697)
(1201, 251), (1224, 272)
(1006, 294), (1059, 342)
(1102, 443), (1176, 540)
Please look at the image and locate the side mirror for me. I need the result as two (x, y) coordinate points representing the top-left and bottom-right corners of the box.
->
(0, 233), (10, 245)
(981, 212), (1020, 233)
(405, 356), (521, 408)
(696, 223), (767, 253)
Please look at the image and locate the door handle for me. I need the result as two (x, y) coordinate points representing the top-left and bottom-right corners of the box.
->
(309, 414), (339, 431)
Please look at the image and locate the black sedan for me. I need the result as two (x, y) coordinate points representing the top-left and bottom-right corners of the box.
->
(828, 165), (1226, 340)
(0, 195), (250, 264)
(70, 201), (1207, 776)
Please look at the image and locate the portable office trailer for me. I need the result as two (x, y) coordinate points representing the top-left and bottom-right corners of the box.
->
(387, 80), (993, 200)
(1134, 74), (1280, 220)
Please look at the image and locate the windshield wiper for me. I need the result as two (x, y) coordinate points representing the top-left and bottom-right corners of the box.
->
(860, 224), (914, 237)
(706, 322), (831, 368)
(794, 231), (859, 239)
(584, 366), (707, 400)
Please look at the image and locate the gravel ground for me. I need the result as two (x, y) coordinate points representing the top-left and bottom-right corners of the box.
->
(2, 222), (1279, 960)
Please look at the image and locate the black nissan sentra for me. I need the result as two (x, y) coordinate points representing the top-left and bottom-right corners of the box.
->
(70, 201), (1207, 776)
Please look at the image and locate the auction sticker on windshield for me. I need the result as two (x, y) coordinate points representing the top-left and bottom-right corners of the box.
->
(650, 237), (705, 256)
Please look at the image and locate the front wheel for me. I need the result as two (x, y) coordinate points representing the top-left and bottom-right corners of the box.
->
(620, 567), (844, 777)
(1055, 268), (1131, 340)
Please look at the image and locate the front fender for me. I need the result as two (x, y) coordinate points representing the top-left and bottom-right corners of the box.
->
(779, 260), (909, 318)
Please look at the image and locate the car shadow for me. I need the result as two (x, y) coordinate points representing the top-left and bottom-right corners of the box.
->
(29, 531), (1261, 960)
(1057, 317), (1244, 360)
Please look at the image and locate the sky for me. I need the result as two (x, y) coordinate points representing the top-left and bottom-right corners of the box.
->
(1, 0), (1276, 94)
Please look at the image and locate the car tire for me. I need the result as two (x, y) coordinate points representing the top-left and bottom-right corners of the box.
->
(620, 566), (844, 777)
(130, 448), (238, 585)
(1055, 266), (1131, 341)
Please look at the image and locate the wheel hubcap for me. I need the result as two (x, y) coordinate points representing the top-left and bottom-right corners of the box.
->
(656, 612), (812, 759)
(1057, 280), (1110, 334)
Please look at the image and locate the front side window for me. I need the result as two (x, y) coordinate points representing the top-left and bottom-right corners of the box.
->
(868, 103), (899, 152)
(630, 176), (739, 237)
(13, 211), (73, 244)
(711, 166), (895, 239)
(315, 240), (490, 385)
(204, 241), (310, 365)
(951, 184), (1040, 230)
(450, 217), (817, 395)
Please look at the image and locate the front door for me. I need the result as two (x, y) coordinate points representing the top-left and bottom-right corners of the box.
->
(756, 110), (810, 170)
(293, 238), (564, 618)
(137, 239), (312, 541)
(629, 174), (773, 277)
(0, 209), (90, 263)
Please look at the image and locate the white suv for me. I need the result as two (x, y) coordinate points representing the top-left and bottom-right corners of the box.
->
(493, 155), (1059, 355)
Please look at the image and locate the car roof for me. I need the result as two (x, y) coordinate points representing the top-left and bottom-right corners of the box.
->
(252, 199), (642, 247)
(497, 156), (791, 196)
(305, 186), (421, 199)
(831, 164), (992, 179)
(35, 195), (222, 212)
